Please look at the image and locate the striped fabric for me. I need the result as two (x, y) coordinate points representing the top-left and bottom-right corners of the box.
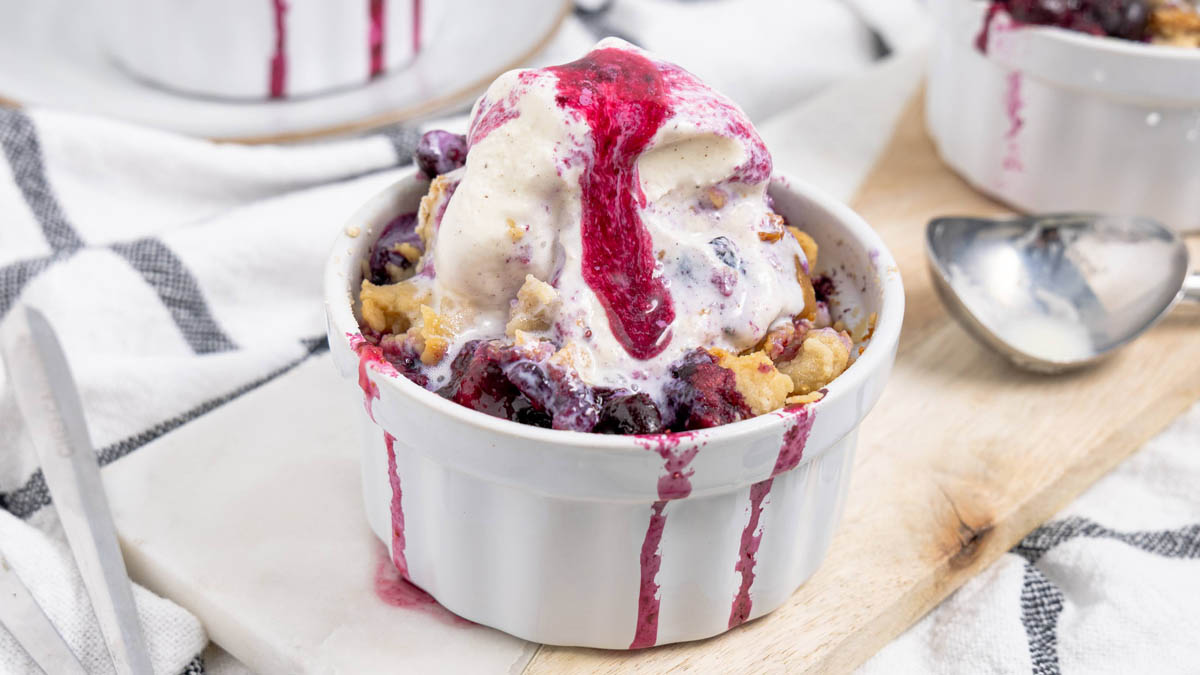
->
(0, 105), (417, 675)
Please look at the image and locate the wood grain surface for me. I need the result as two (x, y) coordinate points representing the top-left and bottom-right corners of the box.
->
(522, 91), (1200, 674)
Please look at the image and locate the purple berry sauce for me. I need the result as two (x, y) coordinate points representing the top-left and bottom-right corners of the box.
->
(368, 0), (386, 79)
(547, 48), (677, 360)
(728, 405), (816, 628)
(629, 433), (703, 648)
(269, 0), (288, 98)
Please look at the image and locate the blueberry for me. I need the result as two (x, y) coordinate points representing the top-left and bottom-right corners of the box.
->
(709, 236), (740, 270)
(379, 334), (428, 386)
(1004, 0), (1079, 25)
(503, 358), (600, 432)
(367, 212), (423, 285)
(1092, 0), (1149, 39)
(662, 349), (750, 431)
(438, 341), (537, 421)
(594, 391), (665, 435)
(414, 130), (468, 179)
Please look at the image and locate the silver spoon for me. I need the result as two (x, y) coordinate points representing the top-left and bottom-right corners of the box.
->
(927, 213), (1199, 373)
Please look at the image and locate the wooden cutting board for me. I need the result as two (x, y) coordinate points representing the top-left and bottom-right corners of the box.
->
(520, 92), (1200, 673)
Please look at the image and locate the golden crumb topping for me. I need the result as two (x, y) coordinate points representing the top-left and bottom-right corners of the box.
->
(1150, 4), (1200, 46)
(506, 275), (560, 336)
(711, 348), (794, 416)
(360, 279), (429, 334)
(777, 328), (852, 395)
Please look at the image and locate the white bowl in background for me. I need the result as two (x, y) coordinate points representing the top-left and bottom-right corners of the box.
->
(103, 0), (444, 100)
(323, 173), (904, 648)
(928, 0), (1200, 232)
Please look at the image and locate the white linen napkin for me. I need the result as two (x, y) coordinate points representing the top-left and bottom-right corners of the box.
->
(858, 402), (1200, 674)
(0, 105), (413, 674)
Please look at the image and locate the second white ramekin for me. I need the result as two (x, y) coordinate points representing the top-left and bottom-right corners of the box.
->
(323, 172), (904, 648)
(928, 0), (1200, 232)
(103, 0), (443, 99)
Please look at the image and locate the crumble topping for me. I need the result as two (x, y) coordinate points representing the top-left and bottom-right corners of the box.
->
(361, 280), (429, 334)
(711, 348), (794, 416)
(506, 275), (560, 336)
(778, 328), (853, 396)
(1150, 2), (1200, 46)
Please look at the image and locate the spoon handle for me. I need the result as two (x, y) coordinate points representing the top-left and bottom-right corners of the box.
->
(1184, 273), (1200, 304)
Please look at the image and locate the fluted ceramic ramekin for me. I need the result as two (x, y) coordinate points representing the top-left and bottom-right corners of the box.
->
(323, 172), (904, 648)
(103, 0), (443, 99)
(928, 0), (1200, 232)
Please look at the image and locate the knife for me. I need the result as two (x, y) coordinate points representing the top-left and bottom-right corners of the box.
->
(6, 306), (155, 675)
(0, 553), (88, 675)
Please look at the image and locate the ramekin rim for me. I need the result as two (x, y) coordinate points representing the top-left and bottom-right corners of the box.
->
(974, 0), (1200, 63)
(323, 171), (905, 451)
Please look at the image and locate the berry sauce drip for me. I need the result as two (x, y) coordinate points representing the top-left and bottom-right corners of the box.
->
(269, 0), (288, 98)
(728, 479), (771, 629)
(412, 0), (422, 52)
(629, 433), (702, 649)
(728, 405), (815, 629)
(383, 432), (410, 578)
(369, 0), (386, 79)
(548, 48), (677, 360)
(350, 336), (414, 581)
(350, 334), (400, 422)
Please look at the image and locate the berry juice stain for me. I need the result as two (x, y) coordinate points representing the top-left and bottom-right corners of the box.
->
(350, 335), (412, 578)
(373, 542), (474, 626)
(374, 539), (431, 608)
(728, 405), (815, 629)
(412, 0), (422, 52)
(728, 479), (770, 629)
(383, 432), (410, 578)
(350, 333), (399, 422)
(1002, 71), (1025, 173)
(548, 48), (677, 360)
(269, 0), (288, 98)
(368, 0), (386, 78)
(629, 432), (702, 648)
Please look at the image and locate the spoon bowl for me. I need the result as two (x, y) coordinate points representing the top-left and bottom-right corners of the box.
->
(927, 213), (1197, 373)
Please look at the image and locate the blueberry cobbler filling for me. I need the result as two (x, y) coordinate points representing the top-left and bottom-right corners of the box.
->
(353, 39), (873, 434)
(978, 0), (1200, 49)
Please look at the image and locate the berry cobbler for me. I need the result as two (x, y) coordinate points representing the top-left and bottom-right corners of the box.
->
(354, 39), (869, 435)
(979, 0), (1200, 48)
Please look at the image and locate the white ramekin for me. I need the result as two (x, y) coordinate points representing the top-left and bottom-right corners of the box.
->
(323, 172), (904, 648)
(928, 0), (1200, 232)
(102, 0), (443, 99)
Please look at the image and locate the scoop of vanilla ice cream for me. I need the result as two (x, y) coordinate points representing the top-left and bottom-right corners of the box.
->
(422, 38), (810, 397)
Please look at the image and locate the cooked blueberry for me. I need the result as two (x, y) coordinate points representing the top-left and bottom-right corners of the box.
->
(594, 391), (665, 435)
(367, 212), (423, 285)
(438, 341), (537, 421)
(1004, 0), (1078, 25)
(1092, 0), (1149, 39)
(503, 358), (600, 432)
(414, 130), (468, 179)
(709, 236), (740, 270)
(995, 0), (1150, 41)
(379, 335), (428, 387)
(662, 349), (751, 431)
